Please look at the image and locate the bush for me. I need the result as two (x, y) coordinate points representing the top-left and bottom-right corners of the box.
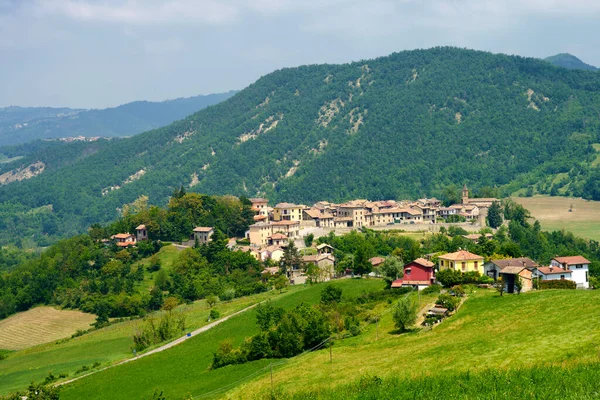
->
(450, 285), (465, 297)
(539, 280), (577, 290)
(321, 284), (343, 304)
(209, 309), (220, 320)
(421, 284), (442, 295)
(436, 294), (460, 312)
(220, 287), (236, 301)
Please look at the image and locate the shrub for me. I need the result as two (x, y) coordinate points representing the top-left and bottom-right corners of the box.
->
(539, 280), (577, 290)
(478, 275), (494, 284)
(436, 294), (460, 312)
(211, 339), (246, 369)
(450, 285), (465, 297)
(209, 309), (220, 320)
(421, 284), (442, 295)
(220, 287), (236, 301)
(321, 284), (343, 304)
(436, 269), (463, 287)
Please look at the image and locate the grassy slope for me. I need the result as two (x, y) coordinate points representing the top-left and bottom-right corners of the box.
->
(0, 307), (95, 351)
(58, 279), (385, 400)
(0, 291), (274, 396)
(227, 289), (600, 399)
(513, 195), (600, 241)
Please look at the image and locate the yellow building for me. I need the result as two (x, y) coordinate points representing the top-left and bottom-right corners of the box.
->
(438, 250), (484, 274)
(273, 202), (304, 221)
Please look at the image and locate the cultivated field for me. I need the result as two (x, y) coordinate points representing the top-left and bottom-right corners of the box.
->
(513, 196), (600, 241)
(0, 307), (95, 351)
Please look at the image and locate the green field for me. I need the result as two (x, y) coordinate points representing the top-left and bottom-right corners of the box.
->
(58, 279), (385, 400)
(513, 196), (600, 241)
(0, 287), (281, 395)
(227, 289), (600, 399)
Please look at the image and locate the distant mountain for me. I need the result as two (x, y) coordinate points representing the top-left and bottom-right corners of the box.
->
(0, 91), (237, 146)
(1, 47), (600, 246)
(545, 53), (598, 71)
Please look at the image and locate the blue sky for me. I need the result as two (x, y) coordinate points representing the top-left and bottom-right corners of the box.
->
(1, 0), (599, 108)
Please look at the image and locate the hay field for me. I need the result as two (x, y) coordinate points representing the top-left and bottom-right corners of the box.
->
(0, 307), (95, 351)
(512, 196), (600, 241)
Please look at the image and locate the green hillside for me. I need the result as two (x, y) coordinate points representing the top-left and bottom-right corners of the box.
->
(1, 47), (600, 245)
(545, 53), (598, 71)
(0, 91), (236, 146)
(55, 287), (600, 400)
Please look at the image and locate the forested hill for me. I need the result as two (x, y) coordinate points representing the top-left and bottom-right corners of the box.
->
(1, 47), (600, 246)
(0, 91), (236, 146)
(545, 53), (598, 71)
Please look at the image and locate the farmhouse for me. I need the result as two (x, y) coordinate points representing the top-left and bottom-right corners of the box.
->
(111, 233), (136, 247)
(551, 256), (590, 289)
(484, 257), (539, 280)
(302, 253), (336, 282)
(391, 258), (436, 290)
(438, 250), (484, 275)
(193, 227), (214, 244)
(498, 266), (533, 293)
(533, 266), (573, 282)
(136, 224), (148, 241)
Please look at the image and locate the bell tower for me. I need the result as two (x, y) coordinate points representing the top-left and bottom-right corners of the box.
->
(462, 184), (469, 205)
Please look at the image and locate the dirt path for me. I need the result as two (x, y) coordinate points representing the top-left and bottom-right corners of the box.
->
(415, 300), (437, 327)
(57, 302), (260, 387)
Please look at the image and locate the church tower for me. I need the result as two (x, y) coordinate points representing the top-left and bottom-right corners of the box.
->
(462, 184), (469, 205)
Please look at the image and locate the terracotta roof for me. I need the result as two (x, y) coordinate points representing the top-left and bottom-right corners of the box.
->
(264, 245), (283, 253)
(116, 241), (135, 247)
(320, 213), (334, 219)
(136, 224), (146, 230)
(193, 227), (213, 232)
(369, 257), (385, 266)
(302, 255), (318, 262)
(500, 266), (527, 275)
(316, 244), (334, 250)
(411, 258), (435, 268)
(391, 279), (430, 287)
(463, 233), (493, 241)
(334, 217), (353, 222)
(253, 215), (267, 221)
(113, 233), (134, 239)
(249, 198), (268, 203)
(537, 266), (572, 275)
(261, 267), (280, 275)
(271, 220), (300, 226)
(438, 250), (484, 261)
(303, 208), (322, 219)
(275, 202), (301, 208)
(553, 256), (591, 265)
(491, 257), (539, 269)
(269, 233), (288, 240)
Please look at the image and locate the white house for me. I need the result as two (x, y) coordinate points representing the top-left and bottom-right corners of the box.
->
(551, 256), (590, 289)
(533, 266), (573, 282)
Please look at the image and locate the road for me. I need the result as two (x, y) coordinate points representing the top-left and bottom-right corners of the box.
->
(57, 302), (260, 387)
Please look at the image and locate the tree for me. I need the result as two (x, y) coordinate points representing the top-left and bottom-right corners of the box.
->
(392, 296), (418, 332)
(353, 245), (372, 276)
(514, 275), (523, 295)
(206, 294), (218, 308)
(494, 277), (505, 296)
(320, 284), (342, 304)
(148, 286), (164, 310)
(379, 255), (403, 288)
(162, 296), (179, 313)
(304, 233), (314, 248)
(274, 275), (289, 293)
(280, 240), (302, 277)
(487, 201), (503, 229)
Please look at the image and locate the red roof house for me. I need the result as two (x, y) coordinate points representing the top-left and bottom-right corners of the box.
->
(391, 258), (436, 290)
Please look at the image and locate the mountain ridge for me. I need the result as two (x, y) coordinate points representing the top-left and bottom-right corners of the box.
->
(0, 91), (237, 146)
(0, 47), (599, 246)
(545, 53), (598, 71)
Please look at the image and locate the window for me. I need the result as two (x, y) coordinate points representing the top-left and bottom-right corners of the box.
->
(560, 275), (565, 280)
(405, 268), (411, 276)
(576, 264), (583, 269)
(474, 261), (478, 269)
(461, 262), (466, 271)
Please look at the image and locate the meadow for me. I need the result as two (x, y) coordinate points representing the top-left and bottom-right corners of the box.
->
(513, 196), (600, 241)
(226, 289), (600, 399)
(57, 279), (385, 400)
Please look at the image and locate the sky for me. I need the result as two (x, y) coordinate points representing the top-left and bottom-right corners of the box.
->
(1, 0), (599, 109)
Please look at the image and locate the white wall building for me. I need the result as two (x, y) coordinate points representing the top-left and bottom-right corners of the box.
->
(551, 256), (590, 289)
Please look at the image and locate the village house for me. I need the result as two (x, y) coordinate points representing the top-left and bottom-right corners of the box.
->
(193, 227), (214, 244)
(461, 184), (498, 209)
(135, 225), (148, 241)
(533, 265), (573, 282)
(498, 266), (533, 293)
(336, 201), (371, 228)
(249, 198), (269, 217)
(267, 233), (288, 247)
(484, 257), (539, 280)
(410, 203), (437, 223)
(438, 250), (485, 275)
(261, 246), (284, 262)
(273, 202), (304, 222)
(248, 220), (300, 246)
(551, 256), (590, 289)
(391, 258), (436, 290)
(462, 233), (494, 244)
(111, 233), (136, 247)
(302, 253), (336, 282)
(316, 243), (334, 255)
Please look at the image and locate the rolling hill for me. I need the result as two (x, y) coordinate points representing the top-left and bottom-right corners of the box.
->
(545, 53), (598, 71)
(1, 47), (600, 245)
(0, 91), (236, 146)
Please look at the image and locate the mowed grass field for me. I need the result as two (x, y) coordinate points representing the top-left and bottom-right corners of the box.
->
(58, 279), (386, 400)
(0, 307), (95, 351)
(226, 289), (600, 399)
(513, 196), (600, 241)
